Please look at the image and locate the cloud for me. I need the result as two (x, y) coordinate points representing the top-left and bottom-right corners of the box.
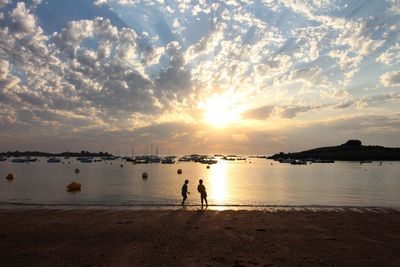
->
(0, 0), (10, 8)
(320, 89), (351, 99)
(0, 0), (399, 152)
(377, 43), (400, 66)
(380, 71), (400, 87)
(278, 105), (321, 119)
(8, 2), (38, 37)
(241, 105), (274, 120)
(94, 0), (108, 6)
(388, 0), (400, 14)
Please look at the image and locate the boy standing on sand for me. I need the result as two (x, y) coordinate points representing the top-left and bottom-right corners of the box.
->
(197, 179), (208, 208)
(181, 179), (190, 206)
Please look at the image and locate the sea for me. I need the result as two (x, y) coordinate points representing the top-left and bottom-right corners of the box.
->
(1, 157), (400, 209)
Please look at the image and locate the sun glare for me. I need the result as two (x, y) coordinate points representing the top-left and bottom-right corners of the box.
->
(202, 94), (240, 128)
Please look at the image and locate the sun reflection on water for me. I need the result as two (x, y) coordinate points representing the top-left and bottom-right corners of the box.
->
(209, 161), (229, 203)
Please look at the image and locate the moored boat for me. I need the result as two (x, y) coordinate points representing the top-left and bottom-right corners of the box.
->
(47, 157), (61, 163)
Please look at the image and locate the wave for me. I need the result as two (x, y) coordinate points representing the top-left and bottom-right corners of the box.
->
(0, 201), (399, 211)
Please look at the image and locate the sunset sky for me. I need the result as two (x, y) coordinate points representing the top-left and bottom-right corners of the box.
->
(0, 0), (399, 155)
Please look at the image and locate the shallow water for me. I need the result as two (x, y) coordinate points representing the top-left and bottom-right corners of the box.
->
(1, 158), (399, 207)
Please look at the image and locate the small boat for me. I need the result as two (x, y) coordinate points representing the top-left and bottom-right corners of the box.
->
(200, 158), (218, 164)
(314, 159), (335, 163)
(47, 157), (61, 163)
(161, 157), (175, 164)
(291, 160), (307, 165)
(222, 156), (236, 161)
(178, 156), (191, 162)
(0, 156), (8, 161)
(278, 158), (294, 164)
(11, 158), (28, 163)
(101, 156), (118, 161)
(360, 160), (372, 164)
(79, 157), (93, 163)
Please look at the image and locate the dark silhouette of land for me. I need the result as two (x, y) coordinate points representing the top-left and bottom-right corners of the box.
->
(269, 140), (400, 161)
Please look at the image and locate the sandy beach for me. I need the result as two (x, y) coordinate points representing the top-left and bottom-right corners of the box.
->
(0, 208), (399, 266)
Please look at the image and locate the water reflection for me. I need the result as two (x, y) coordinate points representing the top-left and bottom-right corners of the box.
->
(209, 161), (228, 203)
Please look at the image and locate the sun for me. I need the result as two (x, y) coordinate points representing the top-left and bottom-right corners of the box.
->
(202, 94), (240, 128)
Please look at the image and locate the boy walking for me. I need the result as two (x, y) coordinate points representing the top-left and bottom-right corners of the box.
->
(181, 179), (190, 206)
(197, 179), (208, 208)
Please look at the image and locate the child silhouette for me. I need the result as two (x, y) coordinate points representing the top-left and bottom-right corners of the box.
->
(197, 179), (208, 208)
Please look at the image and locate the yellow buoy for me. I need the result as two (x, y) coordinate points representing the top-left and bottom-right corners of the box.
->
(67, 182), (81, 192)
(177, 169), (182, 174)
(6, 173), (15, 180)
(142, 172), (148, 179)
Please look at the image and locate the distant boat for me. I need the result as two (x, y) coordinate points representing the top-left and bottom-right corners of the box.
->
(278, 158), (294, 164)
(291, 160), (307, 165)
(11, 158), (28, 163)
(26, 157), (37, 162)
(79, 157), (93, 163)
(47, 157), (61, 163)
(314, 159), (335, 163)
(360, 160), (372, 164)
(161, 157), (175, 164)
(178, 156), (191, 162)
(0, 156), (7, 161)
(222, 156), (236, 161)
(101, 156), (118, 161)
(200, 158), (218, 165)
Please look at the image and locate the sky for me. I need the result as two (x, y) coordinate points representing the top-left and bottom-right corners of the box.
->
(0, 0), (399, 155)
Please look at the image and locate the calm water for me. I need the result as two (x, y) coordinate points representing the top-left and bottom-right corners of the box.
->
(1, 158), (400, 207)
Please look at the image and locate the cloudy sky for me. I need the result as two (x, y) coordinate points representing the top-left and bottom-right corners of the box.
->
(0, 0), (399, 155)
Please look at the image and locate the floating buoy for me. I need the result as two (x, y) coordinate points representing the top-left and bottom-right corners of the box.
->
(74, 168), (80, 174)
(142, 172), (148, 179)
(67, 182), (81, 192)
(177, 169), (182, 174)
(6, 173), (15, 180)
(206, 165), (210, 169)
(120, 164), (124, 168)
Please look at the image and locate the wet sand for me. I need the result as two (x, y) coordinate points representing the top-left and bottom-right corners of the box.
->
(0, 208), (399, 266)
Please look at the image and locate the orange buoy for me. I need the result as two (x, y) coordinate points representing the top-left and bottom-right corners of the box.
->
(74, 168), (80, 174)
(142, 172), (148, 179)
(177, 169), (182, 174)
(67, 182), (81, 192)
(6, 173), (15, 180)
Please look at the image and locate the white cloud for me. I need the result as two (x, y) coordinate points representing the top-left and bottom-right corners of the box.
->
(388, 0), (400, 14)
(380, 71), (400, 88)
(0, 0), (10, 8)
(94, 0), (108, 6)
(377, 43), (400, 66)
(320, 89), (351, 99)
(9, 2), (38, 38)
